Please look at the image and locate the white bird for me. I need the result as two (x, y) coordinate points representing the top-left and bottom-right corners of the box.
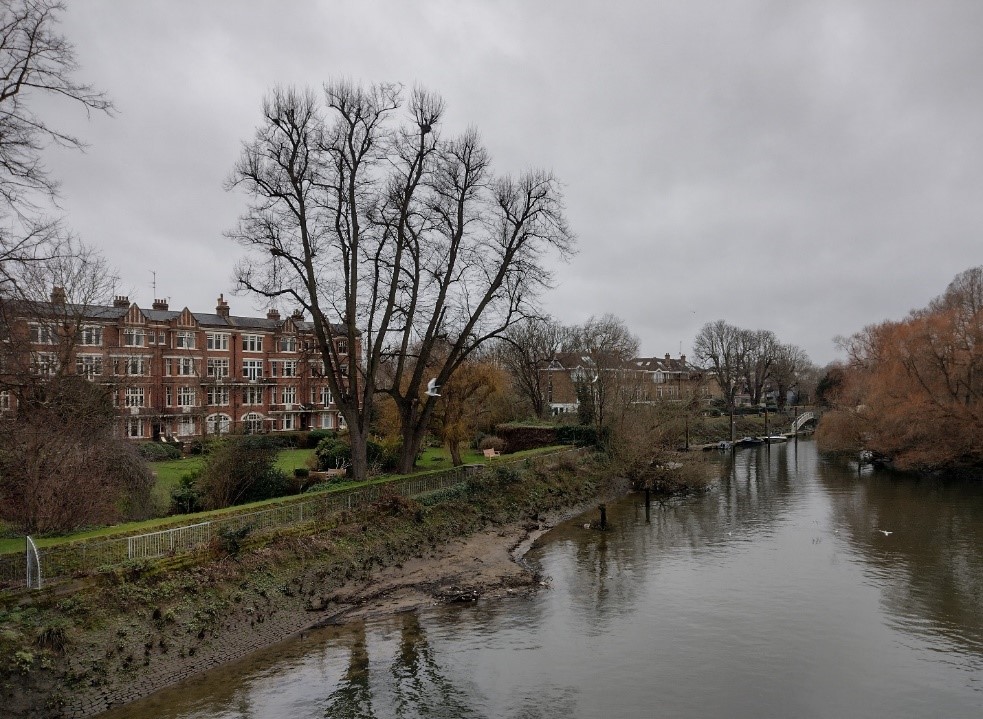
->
(876, 529), (893, 536)
(425, 378), (441, 397)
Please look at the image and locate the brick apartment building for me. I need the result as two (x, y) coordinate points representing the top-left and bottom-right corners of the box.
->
(1, 290), (353, 440)
(542, 352), (717, 415)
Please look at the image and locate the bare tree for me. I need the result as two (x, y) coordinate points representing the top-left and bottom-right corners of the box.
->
(769, 343), (812, 410)
(740, 328), (778, 405)
(568, 314), (640, 436)
(693, 320), (747, 410)
(0, 0), (113, 207)
(498, 315), (568, 419)
(228, 82), (573, 480)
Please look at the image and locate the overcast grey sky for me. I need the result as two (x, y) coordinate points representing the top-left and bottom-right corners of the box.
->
(37, 0), (983, 365)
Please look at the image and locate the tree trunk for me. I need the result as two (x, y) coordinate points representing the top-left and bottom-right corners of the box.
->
(448, 441), (463, 466)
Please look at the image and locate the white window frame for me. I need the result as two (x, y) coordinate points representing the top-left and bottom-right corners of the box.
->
(206, 413), (231, 434)
(177, 416), (195, 437)
(126, 418), (144, 438)
(207, 332), (230, 351)
(206, 358), (229, 378)
(242, 334), (263, 352)
(206, 386), (230, 406)
(177, 386), (196, 407)
(79, 325), (103, 346)
(175, 331), (196, 349)
(76, 354), (103, 378)
(122, 329), (145, 347)
(124, 387), (145, 408)
(279, 336), (296, 352)
(281, 386), (297, 405)
(242, 412), (264, 433)
(29, 323), (54, 344)
(281, 413), (296, 430)
(242, 359), (263, 380)
(242, 386), (263, 405)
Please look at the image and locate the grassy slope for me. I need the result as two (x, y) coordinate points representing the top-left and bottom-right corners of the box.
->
(0, 445), (558, 554)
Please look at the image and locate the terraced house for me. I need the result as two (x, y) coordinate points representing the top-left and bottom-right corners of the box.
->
(1, 289), (354, 440)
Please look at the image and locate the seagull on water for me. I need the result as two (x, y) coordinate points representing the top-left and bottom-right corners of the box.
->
(426, 378), (441, 397)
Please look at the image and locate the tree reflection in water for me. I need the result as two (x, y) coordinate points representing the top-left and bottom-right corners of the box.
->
(324, 622), (374, 719)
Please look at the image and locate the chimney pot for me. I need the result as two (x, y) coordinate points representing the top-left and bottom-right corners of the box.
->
(267, 308), (280, 321)
(113, 295), (129, 308)
(152, 298), (168, 311)
(50, 286), (66, 304)
(216, 294), (230, 318)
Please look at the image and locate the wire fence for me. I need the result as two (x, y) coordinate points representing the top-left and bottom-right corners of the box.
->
(0, 448), (584, 591)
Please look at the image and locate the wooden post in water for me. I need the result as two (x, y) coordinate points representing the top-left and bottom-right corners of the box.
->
(644, 487), (651, 522)
(599, 504), (607, 530)
(764, 407), (769, 452)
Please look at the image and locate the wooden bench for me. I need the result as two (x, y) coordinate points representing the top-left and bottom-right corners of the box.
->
(482, 448), (501, 459)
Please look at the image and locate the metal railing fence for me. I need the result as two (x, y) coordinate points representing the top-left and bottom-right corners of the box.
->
(0, 448), (584, 590)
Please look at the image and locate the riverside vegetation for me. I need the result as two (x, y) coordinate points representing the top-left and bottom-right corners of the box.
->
(0, 444), (718, 719)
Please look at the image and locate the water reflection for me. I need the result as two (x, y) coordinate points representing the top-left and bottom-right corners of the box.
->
(98, 441), (983, 719)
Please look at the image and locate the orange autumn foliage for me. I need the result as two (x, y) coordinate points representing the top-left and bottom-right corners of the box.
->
(818, 267), (983, 471)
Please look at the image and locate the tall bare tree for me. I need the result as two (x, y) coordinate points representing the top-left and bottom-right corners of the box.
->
(769, 342), (812, 410)
(693, 320), (747, 410)
(498, 315), (568, 419)
(0, 0), (113, 295)
(567, 314), (640, 435)
(228, 82), (573, 480)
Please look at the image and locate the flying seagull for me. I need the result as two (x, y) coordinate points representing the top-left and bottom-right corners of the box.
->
(876, 529), (893, 536)
(426, 378), (441, 397)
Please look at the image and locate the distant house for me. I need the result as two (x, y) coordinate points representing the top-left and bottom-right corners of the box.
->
(541, 352), (718, 415)
(632, 354), (717, 404)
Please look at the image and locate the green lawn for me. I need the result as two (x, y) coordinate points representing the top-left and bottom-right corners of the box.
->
(0, 444), (567, 555)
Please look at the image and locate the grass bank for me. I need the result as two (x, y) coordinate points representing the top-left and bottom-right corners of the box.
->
(0, 449), (628, 718)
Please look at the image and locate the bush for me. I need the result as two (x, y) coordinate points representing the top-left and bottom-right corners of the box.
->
(556, 425), (599, 447)
(293, 467), (310, 478)
(314, 435), (399, 475)
(495, 424), (558, 453)
(137, 442), (182, 461)
(478, 435), (505, 452)
(169, 472), (203, 515)
(198, 434), (293, 509)
(306, 429), (334, 448)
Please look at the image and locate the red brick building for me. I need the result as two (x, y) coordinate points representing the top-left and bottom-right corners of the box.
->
(2, 291), (353, 440)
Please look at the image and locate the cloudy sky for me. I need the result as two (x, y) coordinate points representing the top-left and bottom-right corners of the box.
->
(35, 0), (983, 365)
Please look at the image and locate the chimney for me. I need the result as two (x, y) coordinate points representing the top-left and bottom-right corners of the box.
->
(50, 286), (66, 304)
(152, 298), (168, 311)
(113, 295), (129, 308)
(665, 353), (671, 361)
(291, 309), (304, 321)
(680, 354), (686, 364)
(267, 308), (280, 321)
(216, 294), (230, 318)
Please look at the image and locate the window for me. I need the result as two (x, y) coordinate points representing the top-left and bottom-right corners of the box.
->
(242, 386), (263, 405)
(31, 353), (58, 376)
(125, 387), (145, 407)
(279, 336), (296, 352)
(320, 387), (333, 406)
(177, 386), (196, 407)
(177, 416), (195, 437)
(118, 357), (146, 376)
(167, 357), (195, 376)
(165, 386), (173, 407)
(281, 360), (297, 377)
(206, 413), (231, 434)
(0, 391), (10, 411)
(79, 326), (102, 346)
(242, 334), (263, 352)
(76, 355), (103, 378)
(175, 331), (196, 349)
(126, 418), (144, 438)
(206, 358), (229, 378)
(281, 414), (296, 430)
(320, 412), (335, 429)
(336, 339), (348, 355)
(281, 386), (297, 405)
(243, 412), (264, 433)
(207, 387), (230, 406)
(122, 329), (145, 347)
(242, 359), (263, 380)
(29, 323), (54, 344)
(337, 413), (347, 429)
(206, 333), (229, 351)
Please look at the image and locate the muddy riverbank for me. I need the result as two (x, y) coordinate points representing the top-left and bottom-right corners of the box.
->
(1, 452), (651, 718)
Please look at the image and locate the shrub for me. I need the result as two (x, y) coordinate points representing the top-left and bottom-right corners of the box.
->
(306, 429), (334, 448)
(495, 424), (557, 452)
(556, 425), (599, 447)
(136, 442), (182, 461)
(169, 472), (202, 515)
(198, 434), (293, 509)
(478, 435), (505, 452)
(293, 467), (310, 478)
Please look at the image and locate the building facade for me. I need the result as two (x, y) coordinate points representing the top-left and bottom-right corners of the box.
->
(2, 291), (353, 440)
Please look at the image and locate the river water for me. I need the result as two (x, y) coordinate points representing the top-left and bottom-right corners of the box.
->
(100, 440), (983, 718)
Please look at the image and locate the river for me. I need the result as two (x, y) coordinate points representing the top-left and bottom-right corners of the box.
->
(99, 440), (983, 718)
